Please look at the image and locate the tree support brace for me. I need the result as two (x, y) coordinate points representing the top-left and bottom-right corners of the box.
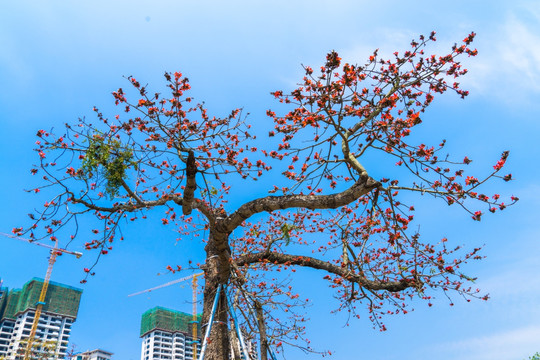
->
(198, 285), (222, 360)
(225, 290), (250, 360)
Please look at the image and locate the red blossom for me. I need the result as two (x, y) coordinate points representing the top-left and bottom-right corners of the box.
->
(18, 32), (517, 356)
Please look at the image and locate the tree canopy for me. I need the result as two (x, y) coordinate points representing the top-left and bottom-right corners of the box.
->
(14, 32), (517, 359)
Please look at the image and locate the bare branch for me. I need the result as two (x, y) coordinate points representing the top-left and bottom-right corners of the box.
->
(235, 251), (418, 292)
(221, 174), (380, 232)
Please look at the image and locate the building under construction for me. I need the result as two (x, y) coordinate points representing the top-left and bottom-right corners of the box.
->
(140, 306), (259, 360)
(0, 278), (82, 359)
(140, 307), (202, 360)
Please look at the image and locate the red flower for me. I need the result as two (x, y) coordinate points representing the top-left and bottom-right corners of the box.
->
(493, 159), (505, 171)
(465, 176), (478, 186)
(472, 211), (482, 221)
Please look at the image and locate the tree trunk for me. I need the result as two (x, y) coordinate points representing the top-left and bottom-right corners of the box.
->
(255, 301), (268, 360)
(202, 231), (231, 360)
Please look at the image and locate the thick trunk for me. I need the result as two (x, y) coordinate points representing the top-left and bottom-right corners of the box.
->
(202, 231), (231, 360)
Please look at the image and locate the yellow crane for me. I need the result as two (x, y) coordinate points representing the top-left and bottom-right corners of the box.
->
(128, 272), (203, 359)
(1, 232), (82, 360)
(190, 273), (202, 360)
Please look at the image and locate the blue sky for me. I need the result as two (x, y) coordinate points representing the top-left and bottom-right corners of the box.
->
(0, 1), (539, 359)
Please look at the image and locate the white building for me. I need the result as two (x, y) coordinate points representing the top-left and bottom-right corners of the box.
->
(139, 307), (257, 360)
(140, 307), (201, 360)
(74, 349), (114, 360)
(0, 278), (82, 360)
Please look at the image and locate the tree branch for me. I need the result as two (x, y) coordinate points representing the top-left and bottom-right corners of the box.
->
(235, 251), (418, 292)
(120, 178), (143, 204)
(70, 194), (215, 224)
(182, 150), (198, 215)
(254, 300), (269, 360)
(220, 174), (380, 233)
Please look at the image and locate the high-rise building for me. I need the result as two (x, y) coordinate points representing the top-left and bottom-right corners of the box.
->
(140, 306), (257, 360)
(0, 278), (82, 360)
(140, 307), (202, 360)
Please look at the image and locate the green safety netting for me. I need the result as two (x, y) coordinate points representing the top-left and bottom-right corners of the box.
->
(0, 278), (82, 320)
(140, 306), (202, 336)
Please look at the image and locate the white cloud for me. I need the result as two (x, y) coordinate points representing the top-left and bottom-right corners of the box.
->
(436, 326), (540, 360)
(477, 259), (540, 323)
(328, 2), (540, 106)
(340, 28), (419, 63)
(463, 4), (540, 103)
(500, 17), (540, 89)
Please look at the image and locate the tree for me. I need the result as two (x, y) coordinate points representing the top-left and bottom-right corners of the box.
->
(15, 32), (516, 359)
(15, 339), (60, 360)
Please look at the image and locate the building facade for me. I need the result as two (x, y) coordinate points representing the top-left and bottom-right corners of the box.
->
(0, 278), (82, 360)
(140, 307), (202, 360)
(74, 349), (114, 360)
(140, 307), (257, 360)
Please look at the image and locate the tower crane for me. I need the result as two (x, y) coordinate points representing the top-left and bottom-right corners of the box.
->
(1, 232), (82, 360)
(129, 272), (203, 359)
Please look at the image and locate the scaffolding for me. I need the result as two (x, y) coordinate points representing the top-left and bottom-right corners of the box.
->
(140, 306), (202, 337)
(0, 278), (82, 321)
(1, 289), (21, 321)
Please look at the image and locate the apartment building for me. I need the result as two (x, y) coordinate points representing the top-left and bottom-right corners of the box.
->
(0, 278), (82, 360)
(140, 306), (257, 360)
(140, 307), (202, 360)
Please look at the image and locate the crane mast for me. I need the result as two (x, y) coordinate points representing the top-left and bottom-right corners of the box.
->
(1, 233), (82, 360)
(24, 243), (59, 360)
(192, 274), (201, 360)
(129, 272), (204, 359)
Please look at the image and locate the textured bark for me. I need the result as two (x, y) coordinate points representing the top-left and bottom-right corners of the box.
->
(236, 252), (418, 292)
(220, 174), (380, 233)
(71, 195), (215, 224)
(202, 231), (231, 360)
(254, 300), (269, 360)
(182, 151), (197, 215)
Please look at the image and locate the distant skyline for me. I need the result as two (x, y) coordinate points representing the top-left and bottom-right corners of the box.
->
(1, 1), (539, 360)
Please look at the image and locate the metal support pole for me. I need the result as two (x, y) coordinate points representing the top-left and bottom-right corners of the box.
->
(198, 285), (222, 360)
(225, 291), (250, 360)
(268, 348), (278, 360)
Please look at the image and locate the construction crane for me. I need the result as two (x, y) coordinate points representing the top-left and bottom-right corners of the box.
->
(1, 232), (82, 360)
(129, 272), (203, 359)
(0, 232), (83, 258)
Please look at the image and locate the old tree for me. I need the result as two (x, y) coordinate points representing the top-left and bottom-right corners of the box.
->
(16, 33), (516, 359)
